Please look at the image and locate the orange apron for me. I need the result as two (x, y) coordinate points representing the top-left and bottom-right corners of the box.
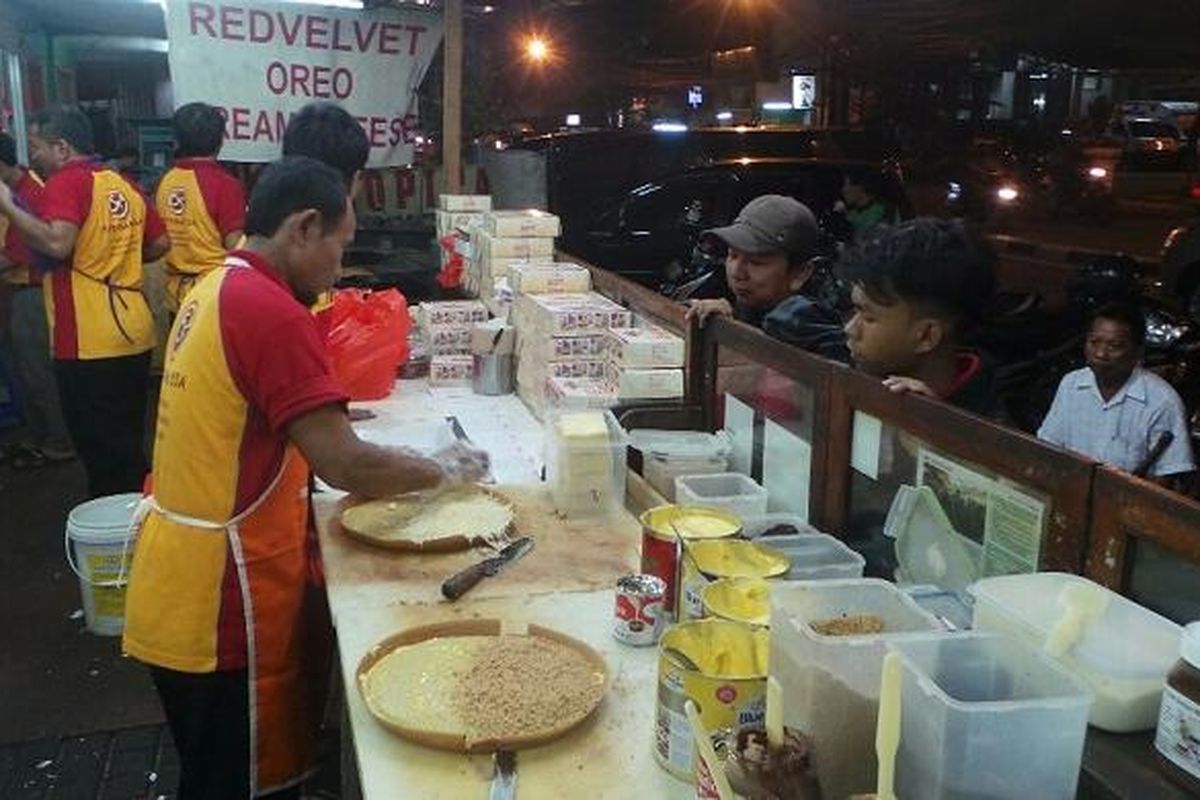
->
(133, 448), (331, 795)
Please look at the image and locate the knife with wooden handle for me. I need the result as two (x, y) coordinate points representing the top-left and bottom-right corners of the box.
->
(441, 537), (534, 601)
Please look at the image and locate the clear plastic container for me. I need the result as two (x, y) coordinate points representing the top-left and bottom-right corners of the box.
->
(763, 534), (865, 581)
(969, 572), (1181, 732)
(544, 408), (629, 516)
(631, 429), (729, 501)
(741, 512), (821, 539)
(769, 579), (944, 800)
(674, 472), (768, 520)
(889, 633), (1092, 800)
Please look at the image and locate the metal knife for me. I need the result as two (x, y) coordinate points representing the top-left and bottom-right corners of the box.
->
(441, 536), (534, 601)
(489, 749), (516, 800)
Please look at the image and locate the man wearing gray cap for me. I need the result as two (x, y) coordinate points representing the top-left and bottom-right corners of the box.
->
(684, 194), (847, 360)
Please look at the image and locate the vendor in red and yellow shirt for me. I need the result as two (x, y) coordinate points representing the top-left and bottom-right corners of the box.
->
(0, 131), (74, 466)
(0, 107), (169, 497)
(123, 156), (489, 799)
(156, 102), (245, 314)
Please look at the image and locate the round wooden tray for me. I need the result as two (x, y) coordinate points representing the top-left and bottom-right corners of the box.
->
(339, 485), (515, 553)
(356, 618), (609, 753)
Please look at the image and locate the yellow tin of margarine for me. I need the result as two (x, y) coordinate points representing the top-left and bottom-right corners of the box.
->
(679, 539), (789, 621)
(654, 619), (770, 780)
(702, 576), (773, 627)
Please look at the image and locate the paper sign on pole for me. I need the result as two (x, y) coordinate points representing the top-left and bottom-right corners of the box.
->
(166, 0), (444, 167)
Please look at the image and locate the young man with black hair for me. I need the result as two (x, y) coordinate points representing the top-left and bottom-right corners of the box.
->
(123, 156), (489, 800)
(280, 101), (370, 340)
(685, 194), (848, 360)
(156, 102), (246, 313)
(0, 131), (73, 468)
(0, 106), (169, 496)
(837, 217), (1001, 417)
(1039, 302), (1195, 486)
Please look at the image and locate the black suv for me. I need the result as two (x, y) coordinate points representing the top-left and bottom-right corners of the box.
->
(560, 156), (909, 285)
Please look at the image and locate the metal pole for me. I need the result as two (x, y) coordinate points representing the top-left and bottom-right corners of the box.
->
(442, 0), (463, 194)
(6, 52), (28, 165)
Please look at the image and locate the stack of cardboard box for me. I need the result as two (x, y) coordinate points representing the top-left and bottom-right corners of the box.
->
(470, 210), (559, 318)
(511, 291), (631, 418)
(605, 325), (686, 401)
(418, 300), (489, 387)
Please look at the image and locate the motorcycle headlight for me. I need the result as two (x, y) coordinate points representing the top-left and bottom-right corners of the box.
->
(1087, 166), (1108, 179)
(947, 181), (962, 202)
(1145, 312), (1191, 348)
(996, 186), (1019, 203)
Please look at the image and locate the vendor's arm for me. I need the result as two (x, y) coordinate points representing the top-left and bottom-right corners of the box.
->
(288, 405), (451, 497)
(0, 180), (77, 260)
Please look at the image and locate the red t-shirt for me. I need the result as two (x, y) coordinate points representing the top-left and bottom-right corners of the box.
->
(3, 168), (45, 282)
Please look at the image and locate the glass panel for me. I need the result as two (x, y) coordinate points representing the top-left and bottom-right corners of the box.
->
(1128, 538), (1200, 624)
(847, 419), (1050, 586)
(714, 344), (817, 522)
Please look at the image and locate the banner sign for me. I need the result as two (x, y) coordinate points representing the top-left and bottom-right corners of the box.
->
(166, 0), (444, 166)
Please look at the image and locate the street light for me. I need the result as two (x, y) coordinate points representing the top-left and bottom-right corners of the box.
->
(525, 36), (550, 64)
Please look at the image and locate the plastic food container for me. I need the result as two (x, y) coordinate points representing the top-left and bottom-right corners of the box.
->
(674, 473), (768, 520)
(888, 632), (1092, 800)
(762, 534), (865, 582)
(631, 429), (730, 502)
(741, 513), (821, 539)
(769, 578), (945, 800)
(969, 572), (1182, 732)
(545, 408), (629, 516)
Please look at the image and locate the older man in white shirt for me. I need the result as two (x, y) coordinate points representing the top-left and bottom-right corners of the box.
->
(1038, 303), (1195, 486)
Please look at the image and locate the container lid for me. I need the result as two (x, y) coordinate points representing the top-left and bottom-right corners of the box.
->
(1181, 622), (1200, 669)
(886, 486), (980, 593)
(629, 429), (731, 460)
(67, 493), (142, 532)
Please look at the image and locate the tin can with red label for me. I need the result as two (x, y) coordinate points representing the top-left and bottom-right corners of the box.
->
(613, 574), (667, 646)
(640, 505), (742, 621)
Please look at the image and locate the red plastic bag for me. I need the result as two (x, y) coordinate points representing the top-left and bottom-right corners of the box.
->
(437, 232), (465, 289)
(326, 288), (411, 400)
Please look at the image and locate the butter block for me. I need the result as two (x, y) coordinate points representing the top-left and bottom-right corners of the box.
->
(607, 326), (685, 368)
(508, 262), (591, 295)
(478, 231), (556, 260)
(606, 364), (684, 400)
(546, 377), (618, 411)
(521, 333), (608, 362)
(513, 292), (633, 336)
(419, 300), (489, 328)
(484, 209), (561, 238)
(440, 194), (492, 212)
(426, 325), (473, 355)
(429, 355), (475, 386)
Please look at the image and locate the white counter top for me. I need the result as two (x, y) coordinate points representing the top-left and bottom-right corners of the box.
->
(335, 590), (692, 800)
(315, 380), (690, 799)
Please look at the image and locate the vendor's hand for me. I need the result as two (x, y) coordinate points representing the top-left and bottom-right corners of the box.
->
(431, 440), (492, 485)
(0, 181), (13, 213)
(685, 298), (734, 327)
(882, 376), (937, 398)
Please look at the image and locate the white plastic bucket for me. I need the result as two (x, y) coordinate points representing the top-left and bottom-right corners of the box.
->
(65, 493), (141, 636)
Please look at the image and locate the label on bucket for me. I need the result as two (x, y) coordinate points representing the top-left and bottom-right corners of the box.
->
(85, 552), (129, 617)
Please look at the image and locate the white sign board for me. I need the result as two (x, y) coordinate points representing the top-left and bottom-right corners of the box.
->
(166, 1), (444, 167)
(792, 75), (815, 111)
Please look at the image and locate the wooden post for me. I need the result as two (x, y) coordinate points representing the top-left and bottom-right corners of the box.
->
(442, 0), (463, 194)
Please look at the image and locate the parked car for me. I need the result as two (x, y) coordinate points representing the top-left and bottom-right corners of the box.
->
(559, 156), (909, 287)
